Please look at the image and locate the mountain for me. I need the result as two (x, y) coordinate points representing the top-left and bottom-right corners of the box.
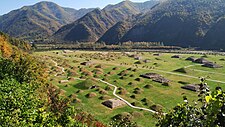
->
(120, 0), (225, 49)
(203, 17), (225, 50)
(53, 0), (159, 42)
(0, 1), (94, 41)
(97, 21), (133, 44)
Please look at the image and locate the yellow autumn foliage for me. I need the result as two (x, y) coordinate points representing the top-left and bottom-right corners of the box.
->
(0, 36), (13, 58)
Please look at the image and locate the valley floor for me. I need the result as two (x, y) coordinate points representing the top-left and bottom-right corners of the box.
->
(34, 50), (225, 127)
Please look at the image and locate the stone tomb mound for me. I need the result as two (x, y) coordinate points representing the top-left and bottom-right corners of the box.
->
(181, 84), (200, 92)
(102, 98), (126, 109)
(140, 73), (170, 85)
(185, 56), (197, 62)
(202, 62), (223, 68)
(171, 55), (182, 58)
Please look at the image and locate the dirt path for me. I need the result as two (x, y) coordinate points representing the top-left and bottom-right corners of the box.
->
(51, 59), (161, 114)
(90, 60), (225, 84)
(51, 58), (225, 115)
(183, 64), (203, 68)
(99, 79), (161, 114)
(51, 60), (65, 76)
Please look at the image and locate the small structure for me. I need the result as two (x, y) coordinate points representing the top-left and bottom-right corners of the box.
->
(153, 53), (161, 56)
(140, 73), (162, 79)
(194, 58), (210, 64)
(59, 80), (69, 83)
(140, 73), (170, 85)
(80, 61), (93, 66)
(102, 99), (126, 109)
(130, 54), (142, 60)
(181, 84), (200, 92)
(143, 59), (151, 63)
(63, 50), (73, 53)
(152, 77), (170, 84)
(134, 56), (142, 60)
(171, 55), (182, 58)
(185, 56), (197, 62)
(202, 62), (223, 68)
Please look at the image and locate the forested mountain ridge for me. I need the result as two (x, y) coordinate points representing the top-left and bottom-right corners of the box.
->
(52, 0), (159, 42)
(120, 0), (225, 49)
(1, 0), (225, 50)
(0, 1), (94, 41)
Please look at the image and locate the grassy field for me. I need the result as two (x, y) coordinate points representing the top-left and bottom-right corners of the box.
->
(34, 50), (225, 127)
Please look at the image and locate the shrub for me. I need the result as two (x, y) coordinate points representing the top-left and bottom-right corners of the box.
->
(110, 112), (137, 127)
(156, 80), (225, 127)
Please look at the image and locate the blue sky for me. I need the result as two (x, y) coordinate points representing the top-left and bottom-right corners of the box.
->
(0, 0), (148, 15)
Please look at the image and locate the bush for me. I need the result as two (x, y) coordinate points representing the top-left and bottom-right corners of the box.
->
(156, 80), (225, 127)
(110, 112), (137, 127)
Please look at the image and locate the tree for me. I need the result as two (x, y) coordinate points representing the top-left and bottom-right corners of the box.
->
(156, 79), (225, 127)
(0, 78), (40, 126)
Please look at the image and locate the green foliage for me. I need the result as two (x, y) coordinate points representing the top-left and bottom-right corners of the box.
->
(0, 2), (94, 41)
(0, 31), (31, 51)
(110, 112), (137, 127)
(54, 1), (158, 43)
(75, 78), (97, 90)
(0, 78), (39, 126)
(156, 79), (225, 127)
(0, 36), (104, 126)
(0, 56), (46, 84)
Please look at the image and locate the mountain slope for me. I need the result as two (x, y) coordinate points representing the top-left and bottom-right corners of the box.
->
(53, 0), (159, 42)
(0, 1), (94, 40)
(97, 21), (133, 44)
(203, 17), (225, 50)
(121, 0), (225, 49)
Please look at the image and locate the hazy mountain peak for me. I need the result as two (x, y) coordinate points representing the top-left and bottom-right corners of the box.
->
(0, 1), (94, 40)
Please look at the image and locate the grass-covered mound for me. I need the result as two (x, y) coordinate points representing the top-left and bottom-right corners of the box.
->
(173, 67), (187, 73)
(74, 78), (97, 90)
